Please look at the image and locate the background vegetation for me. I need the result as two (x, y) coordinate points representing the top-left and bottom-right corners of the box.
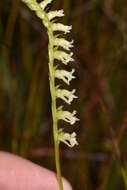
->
(1, 0), (127, 189)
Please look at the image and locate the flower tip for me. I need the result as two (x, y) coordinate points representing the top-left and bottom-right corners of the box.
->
(65, 25), (72, 34)
(60, 9), (64, 16)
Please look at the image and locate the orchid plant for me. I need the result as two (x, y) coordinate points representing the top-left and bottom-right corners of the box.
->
(21, 0), (79, 189)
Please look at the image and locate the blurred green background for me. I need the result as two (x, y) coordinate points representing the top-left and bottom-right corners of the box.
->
(1, 0), (127, 189)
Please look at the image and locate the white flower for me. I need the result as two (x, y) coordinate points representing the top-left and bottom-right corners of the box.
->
(58, 128), (78, 147)
(48, 10), (64, 20)
(56, 88), (77, 104)
(22, 0), (38, 11)
(54, 51), (74, 65)
(55, 69), (75, 85)
(57, 107), (79, 125)
(54, 38), (74, 51)
(52, 23), (72, 34)
(40, 0), (53, 10)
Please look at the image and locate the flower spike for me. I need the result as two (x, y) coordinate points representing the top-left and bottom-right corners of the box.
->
(21, 0), (79, 188)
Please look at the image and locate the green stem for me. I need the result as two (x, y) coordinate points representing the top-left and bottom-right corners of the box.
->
(47, 24), (63, 190)
(55, 139), (63, 190)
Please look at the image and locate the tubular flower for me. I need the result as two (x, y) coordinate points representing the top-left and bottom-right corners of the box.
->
(48, 10), (64, 20)
(21, 0), (79, 149)
(54, 51), (74, 65)
(55, 69), (76, 85)
(52, 23), (72, 34)
(53, 38), (74, 51)
(58, 129), (78, 147)
(56, 88), (77, 105)
(57, 106), (79, 125)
